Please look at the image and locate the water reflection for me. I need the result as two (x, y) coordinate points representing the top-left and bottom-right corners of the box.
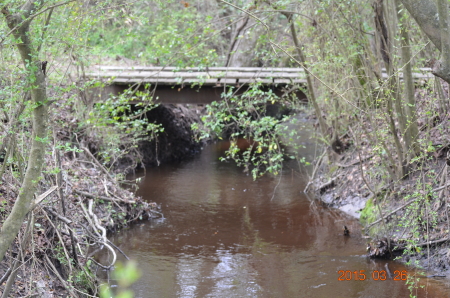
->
(98, 117), (450, 297)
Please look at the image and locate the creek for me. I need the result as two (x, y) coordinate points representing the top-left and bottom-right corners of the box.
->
(98, 115), (450, 298)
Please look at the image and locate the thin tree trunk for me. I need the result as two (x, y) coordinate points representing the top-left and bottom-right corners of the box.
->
(226, 15), (250, 66)
(0, 1), (49, 262)
(282, 12), (329, 139)
(374, 0), (406, 178)
(396, 0), (419, 157)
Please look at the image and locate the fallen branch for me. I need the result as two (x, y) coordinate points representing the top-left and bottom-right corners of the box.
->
(336, 154), (374, 168)
(29, 185), (58, 210)
(74, 189), (135, 204)
(416, 237), (450, 247)
(432, 182), (450, 193)
(107, 240), (130, 260)
(367, 198), (418, 228)
(43, 209), (73, 275)
(43, 207), (72, 225)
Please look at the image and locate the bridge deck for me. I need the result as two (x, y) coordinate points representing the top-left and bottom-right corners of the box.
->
(86, 66), (435, 86)
(85, 66), (435, 104)
(86, 66), (307, 86)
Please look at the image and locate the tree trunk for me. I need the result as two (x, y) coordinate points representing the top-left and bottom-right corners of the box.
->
(226, 15), (250, 66)
(435, 0), (450, 80)
(0, 1), (49, 262)
(400, 0), (450, 83)
(399, 0), (441, 50)
(396, 0), (420, 158)
(282, 12), (329, 140)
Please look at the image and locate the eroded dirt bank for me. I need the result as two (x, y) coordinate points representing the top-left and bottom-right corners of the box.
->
(138, 104), (207, 166)
(308, 87), (450, 278)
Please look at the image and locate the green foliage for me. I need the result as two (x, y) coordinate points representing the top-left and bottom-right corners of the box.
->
(195, 83), (301, 179)
(100, 261), (141, 298)
(80, 87), (163, 169)
(359, 197), (376, 227)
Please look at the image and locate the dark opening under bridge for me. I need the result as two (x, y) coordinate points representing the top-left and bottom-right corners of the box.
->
(85, 66), (308, 104)
(85, 66), (434, 104)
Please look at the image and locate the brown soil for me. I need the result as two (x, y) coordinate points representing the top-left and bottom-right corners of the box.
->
(138, 103), (207, 166)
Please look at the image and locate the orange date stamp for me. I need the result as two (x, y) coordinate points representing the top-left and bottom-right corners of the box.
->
(338, 270), (408, 281)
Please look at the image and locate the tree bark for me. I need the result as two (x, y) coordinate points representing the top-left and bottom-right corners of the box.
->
(400, 0), (450, 83)
(399, 0), (441, 50)
(0, 1), (49, 262)
(435, 0), (450, 81)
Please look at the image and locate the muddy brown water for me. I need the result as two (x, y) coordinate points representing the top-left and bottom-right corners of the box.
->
(98, 121), (450, 297)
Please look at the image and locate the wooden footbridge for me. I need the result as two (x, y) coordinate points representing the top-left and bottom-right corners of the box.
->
(85, 65), (434, 104)
(85, 66), (308, 104)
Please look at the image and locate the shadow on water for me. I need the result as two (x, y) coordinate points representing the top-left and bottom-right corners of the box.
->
(98, 114), (450, 298)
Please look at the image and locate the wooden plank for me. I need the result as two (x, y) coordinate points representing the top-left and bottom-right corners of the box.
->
(291, 79), (307, 84)
(107, 76), (308, 86)
(183, 78), (220, 85)
(238, 78), (273, 84)
(217, 78), (238, 85)
(113, 78), (181, 85)
(88, 71), (306, 80)
(93, 66), (305, 73)
(112, 78), (135, 84)
(274, 78), (307, 84)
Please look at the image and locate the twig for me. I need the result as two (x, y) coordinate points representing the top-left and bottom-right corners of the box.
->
(416, 238), (450, 247)
(432, 182), (450, 192)
(367, 182), (450, 229)
(107, 240), (130, 260)
(82, 147), (115, 181)
(219, 0), (269, 30)
(88, 257), (114, 270)
(367, 198), (418, 228)
(304, 148), (327, 193)
(0, 267), (11, 284)
(0, 1), (75, 46)
(318, 174), (343, 193)
(349, 126), (375, 196)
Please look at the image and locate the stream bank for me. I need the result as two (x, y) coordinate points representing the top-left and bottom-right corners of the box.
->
(307, 86), (450, 280)
(0, 98), (209, 297)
